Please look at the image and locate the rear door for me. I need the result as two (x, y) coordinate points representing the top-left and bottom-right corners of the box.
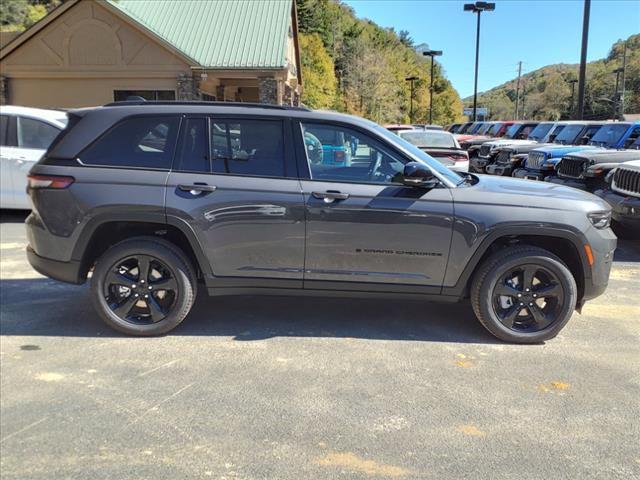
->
(0, 115), (18, 208)
(165, 115), (305, 288)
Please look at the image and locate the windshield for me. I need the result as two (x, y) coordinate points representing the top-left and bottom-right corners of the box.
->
(527, 123), (554, 141)
(468, 122), (484, 134)
(457, 122), (473, 134)
(488, 122), (503, 136)
(589, 124), (630, 147)
(399, 131), (456, 148)
(372, 123), (462, 186)
(477, 123), (493, 135)
(504, 124), (521, 139)
(554, 124), (586, 144)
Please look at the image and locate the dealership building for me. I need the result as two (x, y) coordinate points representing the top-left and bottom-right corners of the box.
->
(0, 0), (302, 108)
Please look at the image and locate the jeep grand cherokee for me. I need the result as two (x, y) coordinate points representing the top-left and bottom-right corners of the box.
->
(25, 101), (617, 343)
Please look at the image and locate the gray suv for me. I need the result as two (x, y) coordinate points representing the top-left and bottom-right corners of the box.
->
(26, 101), (617, 343)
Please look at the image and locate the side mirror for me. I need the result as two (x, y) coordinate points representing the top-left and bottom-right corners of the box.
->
(579, 135), (590, 145)
(402, 162), (439, 188)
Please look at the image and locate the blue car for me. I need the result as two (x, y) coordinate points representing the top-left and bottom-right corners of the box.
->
(513, 121), (640, 181)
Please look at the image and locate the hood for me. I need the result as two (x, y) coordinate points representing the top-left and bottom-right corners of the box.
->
(533, 144), (597, 158)
(456, 174), (609, 214)
(484, 139), (538, 149)
(566, 149), (640, 165)
(503, 142), (554, 154)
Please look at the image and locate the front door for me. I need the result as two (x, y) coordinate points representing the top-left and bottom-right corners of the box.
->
(165, 116), (305, 288)
(298, 121), (454, 292)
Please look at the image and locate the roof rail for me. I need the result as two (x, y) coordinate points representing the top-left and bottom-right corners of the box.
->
(103, 100), (311, 111)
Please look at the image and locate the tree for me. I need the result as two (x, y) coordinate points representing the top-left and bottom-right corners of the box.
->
(299, 33), (338, 109)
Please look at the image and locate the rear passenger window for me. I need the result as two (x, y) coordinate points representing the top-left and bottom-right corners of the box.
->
(175, 118), (209, 172)
(80, 116), (180, 169)
(0, 116), (18, 147)
(18, 117), (60, 149)
(211, 119), (285, 177)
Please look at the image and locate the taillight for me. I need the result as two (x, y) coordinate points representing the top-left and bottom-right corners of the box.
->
(335, 150), (345, 163)
(448, 154), (468, 162)
(27, 174), (74, 189)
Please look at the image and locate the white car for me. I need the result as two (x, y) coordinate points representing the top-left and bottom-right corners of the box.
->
(0, 105), (67, 209)
(396, 129), (469, 172)
(0, 106), (67, 209)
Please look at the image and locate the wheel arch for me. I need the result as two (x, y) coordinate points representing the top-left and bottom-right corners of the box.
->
(443, 226), (591, 302)
(72, 214), (210, 281)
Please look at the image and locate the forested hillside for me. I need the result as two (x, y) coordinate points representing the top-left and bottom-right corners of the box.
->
(467, 34), (640, 121)
(296, 0), (464, 125)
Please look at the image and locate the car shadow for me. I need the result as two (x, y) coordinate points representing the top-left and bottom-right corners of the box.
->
(0, 278), (499, 344)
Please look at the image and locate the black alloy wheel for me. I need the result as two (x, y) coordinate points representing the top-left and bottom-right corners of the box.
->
(492, 264), (564, 332)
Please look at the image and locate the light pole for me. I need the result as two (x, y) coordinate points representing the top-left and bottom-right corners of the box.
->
(422, 49), (442, 125)
(567, 78), (578, 118)
(464, 2), (495, 121)
(405, 76), (419, 123)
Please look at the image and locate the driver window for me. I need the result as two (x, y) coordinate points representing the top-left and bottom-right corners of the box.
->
(300, 122), (405, 184)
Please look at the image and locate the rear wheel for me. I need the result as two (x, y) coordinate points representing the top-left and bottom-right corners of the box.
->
(91, 237), (196, 336)
(471, 246), (577, 343)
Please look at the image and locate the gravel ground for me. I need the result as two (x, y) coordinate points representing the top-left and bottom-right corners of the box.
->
(1, 211), (639, 480)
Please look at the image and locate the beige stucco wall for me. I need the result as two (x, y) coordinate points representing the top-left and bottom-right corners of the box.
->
(0, 0), (191, 108)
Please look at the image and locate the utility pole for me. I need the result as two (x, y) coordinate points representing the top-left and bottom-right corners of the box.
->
(620, 40), (627, 119)
(514, 61), (522, 120)
(577, 0), (591, 120)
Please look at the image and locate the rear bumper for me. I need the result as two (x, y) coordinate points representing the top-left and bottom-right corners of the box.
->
(594, 189), (640, 231)
(26, 246), (84, 284)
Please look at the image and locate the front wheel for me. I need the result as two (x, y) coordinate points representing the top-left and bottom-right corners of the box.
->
(471, 246), (578, 343)
(91, 237), (197, 336)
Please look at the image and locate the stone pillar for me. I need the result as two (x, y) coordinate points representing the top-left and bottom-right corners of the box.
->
(0, 76), (8, 105)
(177, 73), (201, 100)
(283, 84), (293, 106)
(258, 77), (283, 105)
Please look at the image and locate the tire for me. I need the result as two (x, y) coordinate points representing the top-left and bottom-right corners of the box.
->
(470, 246), (578, 344)
(91, 237), (197, 336)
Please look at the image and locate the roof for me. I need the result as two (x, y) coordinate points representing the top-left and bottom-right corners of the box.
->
(105, 0), (293, 69)
(0, 105), (67, 127)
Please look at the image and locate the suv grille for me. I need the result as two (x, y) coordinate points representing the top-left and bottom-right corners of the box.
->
(612, 167), (640, 196)
(479, 145), (491, 157)
(527, 151), (546, 170)
(558, 157), (588, 179)
(495, 150), (512, 165)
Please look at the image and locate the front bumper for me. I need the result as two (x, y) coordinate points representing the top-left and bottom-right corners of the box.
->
(513, 168), (550, 181)
(594, 189), (640, 231)
(26, 246), (84, 284)
(581, 225), (617, 305)
(485, 163), (513, 176)
(470, 157), (491, 173)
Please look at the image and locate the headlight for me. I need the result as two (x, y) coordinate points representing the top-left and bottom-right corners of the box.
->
(587, 211), (611, 229)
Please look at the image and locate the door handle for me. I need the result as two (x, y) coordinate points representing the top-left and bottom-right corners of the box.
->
(312, 190), (350, 203)
(178, 183), (217, 195)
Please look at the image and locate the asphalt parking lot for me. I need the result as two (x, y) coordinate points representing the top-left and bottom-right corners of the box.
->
(1, 210), (639, 480)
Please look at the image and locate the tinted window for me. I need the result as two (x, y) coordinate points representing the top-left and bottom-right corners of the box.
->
(555, 124), (585, 144)
(211, 119), (284, 177)
(590, 124), (630, 146)
(527, 123), (553, 141)
(176, 118), (209, 172)
(80, 116), (180, 169)
(301, 122), (405, 185)
(0, 115), (8, 146)
(18, 117), (60, 149)
(488, 122), (503, 135)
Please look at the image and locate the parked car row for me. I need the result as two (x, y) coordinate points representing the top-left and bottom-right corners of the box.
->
(385, 124), (469, 172)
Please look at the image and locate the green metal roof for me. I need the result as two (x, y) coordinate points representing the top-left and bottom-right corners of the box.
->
(107, 0), (292, 69)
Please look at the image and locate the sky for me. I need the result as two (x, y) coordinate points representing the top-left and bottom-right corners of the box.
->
(343, 0), (640, 99)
